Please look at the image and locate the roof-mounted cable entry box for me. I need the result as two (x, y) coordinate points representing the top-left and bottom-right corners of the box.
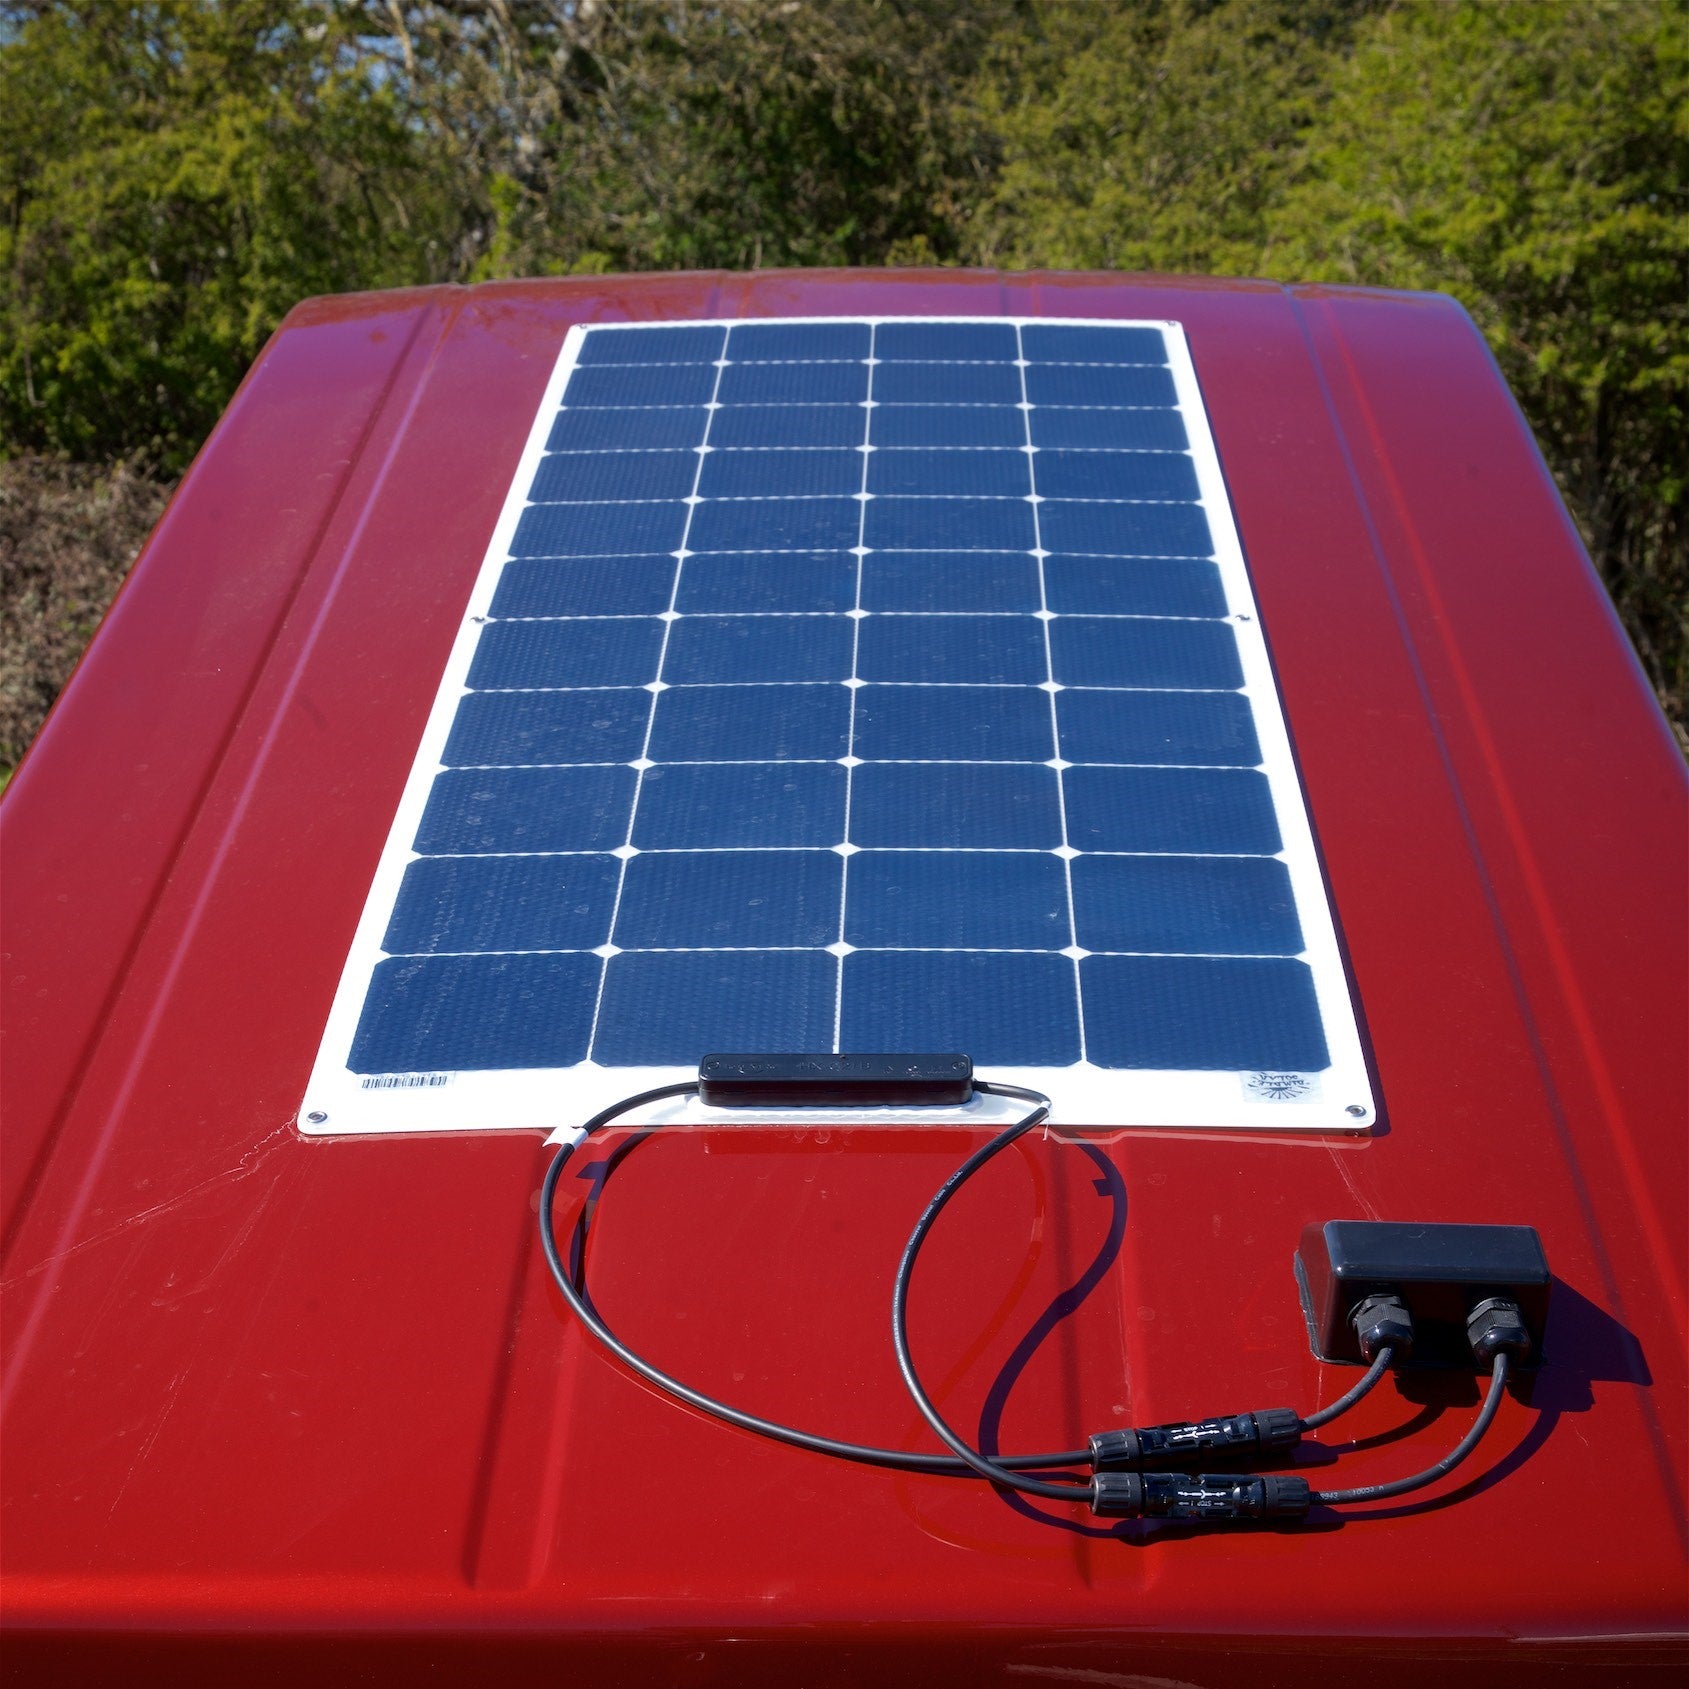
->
(1295, 1220), (1550, 1368)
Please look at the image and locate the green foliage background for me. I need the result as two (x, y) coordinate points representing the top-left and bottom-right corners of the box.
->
(2, 0), (1684, 736)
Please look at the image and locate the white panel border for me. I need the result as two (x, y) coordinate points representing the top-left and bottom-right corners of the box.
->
(300, 317), (1376, 1137)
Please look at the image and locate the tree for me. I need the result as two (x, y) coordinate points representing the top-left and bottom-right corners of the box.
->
(0, 1), (463, 467)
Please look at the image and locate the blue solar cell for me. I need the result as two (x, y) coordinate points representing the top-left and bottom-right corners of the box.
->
(868, 449), (1029, 498)
(845, 851), (1068, 949)
(1024, 364), (1178, 408)
(663, 614), (853, 684)
(857, 614), (1045, 686)
(512, 500), (689, 559)
(717, 362), (867, 405)
(549, 408), (708, 452)
(1036, 500), (1212, 558)
(648, 684), (849, 762)
(575, 325), (725, 365)
(385, 854), (620, 954)
(709, 407), (864, 448)
(1054, 689), (1261, 767)
(469, 618), (663, 689)
(566, 364), (717, 408)
(1042, 555), (1227, 620)
(1049, 617), (1242, 689)
(860, 551), (1040, 613)
(530, 450), (699, 503)
(840, 951), (1080, 1065)
(869, 406), (1026, 448)
(728, 321), (870, 362)
(874, 363), (1023, 406)
(1081, 954), (1328, 1070)
(593, 949), (837, 1066)
(676, 553), (856, 614)
(850, 763), (1061, 849)
(415, 766), (636, 854)
(1020, 325), (1166, 365)
(698, 448), (862, 499)
(875, 322), (1020, 362)
(350, 953), (599, 1073)
(614, 849), (841, 948)
(865, 496), (1036, 552)
(852, 684), (1053, 762)
(634, 762), (846, 848)
(1028, 408), (1188, 451)
(686, 496), (860, 553)
(1033, 450), (1200, 503)
(1063, 766), (1281, 855)
(492, 555), (676, 618)
(443, 689), (650, 767)
(1070, 854), (1303, 955)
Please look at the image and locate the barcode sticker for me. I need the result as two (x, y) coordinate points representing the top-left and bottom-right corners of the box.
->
(359, 1072), (455, 1091)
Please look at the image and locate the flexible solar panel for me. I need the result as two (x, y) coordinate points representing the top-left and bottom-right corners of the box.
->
(302, 317), (1374, 1133)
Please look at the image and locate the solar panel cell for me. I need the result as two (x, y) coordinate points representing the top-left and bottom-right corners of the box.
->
(592, 950), (837, 1065)
(529, 450), (699, 503)
(844, 851), (1069, 949)
(852, 684), (1053, 762)
(646, 684), (849, 762)
(350, 953), (600, 1072)
(865, 496), (1037, 551)
(1063, 765), (1281, 855)
(1041, 556), (1227, 619)
(613, 849), (842, 948)
(633, 762), (847, 849)
(717, 362), (866, 405)
(467, 618), (664, 689)
(856, 613), (1046, 685)
(511, 500), (689, 558)
(839, 950), (1081, 1065)
(384, 854), (619, 953)
(1035, 500), (1212, 558)
(490, 556), (676, 618)
(1080, 954), (1328, 1071)
(574, 323), (725, 365)
(697, 449), (861, 499)
(443, 689), (650, 767)
(548, 407), (708, 451)
(859, 551), (1041, 613)
(709, 406), (863, 448)
(728, 321), (869, 361)
(415, 765), (635, 854)
(874, 363), (1022, 406)
(1048, 617), (1243, 689)
(686, 496), (860, 552)
(1019, 324), (1166, 365)
(1053, 688), (1261, 767)
(850, 762), (1062, 849)
(1033, 450), (1200, 503)
(1029, 407), (1189, 451)
(674, 554), (857, 614)
(1024, 363), (1178, 408)
(1069, 854), (1303, 955)
(868, 449), (1029, 498)
(875, 321), (1019, 361)
(663, 615), (853, 684)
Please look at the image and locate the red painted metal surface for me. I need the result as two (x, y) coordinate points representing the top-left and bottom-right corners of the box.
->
(3, 272), (1685, 1686)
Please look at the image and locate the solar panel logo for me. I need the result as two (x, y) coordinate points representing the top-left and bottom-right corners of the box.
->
(301, 317), (1374, 1134)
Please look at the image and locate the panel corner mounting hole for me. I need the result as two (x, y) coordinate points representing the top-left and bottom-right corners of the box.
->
(300, 316), (1373, 1135)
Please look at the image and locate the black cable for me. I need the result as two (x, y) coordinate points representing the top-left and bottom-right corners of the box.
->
(890, 1084), (1098, 1503)
(538, 1078), (1092, 1477)
(1299, 1347), (1393, 1431)
(1312, 1351), (1511, 1505)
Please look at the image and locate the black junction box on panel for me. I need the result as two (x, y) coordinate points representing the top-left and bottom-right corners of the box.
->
(1295, 1220), (1551, 1368)
(699, 1052), (975, 1109)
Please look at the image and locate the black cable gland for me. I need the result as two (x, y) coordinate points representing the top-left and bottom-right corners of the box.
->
(1090, 1471), (1311, 1521)
(1350, 1291), (1414, 1362)
(1466, 1296), (1532, 1363)
(1088, 1408), (1302, 1470)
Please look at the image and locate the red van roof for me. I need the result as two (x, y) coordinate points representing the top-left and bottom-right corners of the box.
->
(3, 271), (1685, 1686)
